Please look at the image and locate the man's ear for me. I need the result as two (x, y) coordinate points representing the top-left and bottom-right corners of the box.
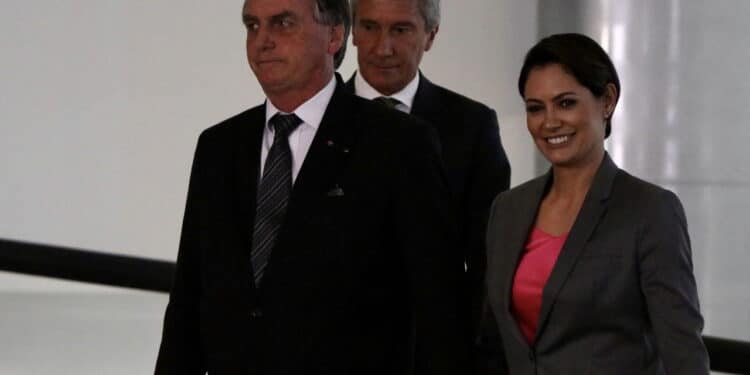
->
(424, 25), (439, 51)
(328, 24), (345, 55)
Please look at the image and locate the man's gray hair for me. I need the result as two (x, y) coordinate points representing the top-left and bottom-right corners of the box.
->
(351, 0), (440, 30)
(312, 0), (351, 69)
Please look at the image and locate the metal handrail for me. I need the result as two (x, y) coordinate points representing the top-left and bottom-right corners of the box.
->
(0, 238), (173, 292)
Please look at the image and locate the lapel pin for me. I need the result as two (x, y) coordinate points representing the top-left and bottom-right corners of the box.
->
(327, 184), (345, 197)
(327, 140), (350, 154)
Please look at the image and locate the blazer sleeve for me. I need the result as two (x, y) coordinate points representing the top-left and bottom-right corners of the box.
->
(473, 194), (509, 375)
(154, 132), (209, 375)
(639, 190), (709, 374)
(394, 122), (468, 374)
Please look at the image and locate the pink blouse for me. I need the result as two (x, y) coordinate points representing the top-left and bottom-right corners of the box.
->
(511, 226), (568, 344)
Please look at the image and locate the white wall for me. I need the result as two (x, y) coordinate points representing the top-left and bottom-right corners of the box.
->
(538, 0), (750, 343)
(0, 1), (539, 291)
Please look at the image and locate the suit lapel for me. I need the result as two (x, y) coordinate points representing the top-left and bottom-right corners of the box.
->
(268, 80), (358, 263)
(234, 107), (265, 294)
(290, 81), (357, 208)
(410, 73), (441, 121)
(235, 107), (265, 243)
(344, 73), (356, 93)
(534, 154), (619, 341)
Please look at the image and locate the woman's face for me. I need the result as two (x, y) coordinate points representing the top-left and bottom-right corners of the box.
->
(523, 63), (616, 169)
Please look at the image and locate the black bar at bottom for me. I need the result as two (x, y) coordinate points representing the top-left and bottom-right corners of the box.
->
(0, 238), (174, 292)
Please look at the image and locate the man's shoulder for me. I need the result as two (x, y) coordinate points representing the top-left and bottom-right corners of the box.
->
(418, 77), (495, 116)
(198, 104), (265, 141)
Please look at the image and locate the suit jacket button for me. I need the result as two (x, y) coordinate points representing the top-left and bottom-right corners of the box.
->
(528, 351), (535, 362)
(250, 308), (263, 318)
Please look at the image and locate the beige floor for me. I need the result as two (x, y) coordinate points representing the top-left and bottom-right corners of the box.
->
(0, 290), (741, 374)
(1, 292), (166, 375)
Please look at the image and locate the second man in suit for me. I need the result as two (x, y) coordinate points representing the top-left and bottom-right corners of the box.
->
(347, 0), (512, 338)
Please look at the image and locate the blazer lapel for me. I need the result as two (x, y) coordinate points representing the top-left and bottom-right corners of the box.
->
(534, 154), (619, 341)
(491, 174), (550, 349)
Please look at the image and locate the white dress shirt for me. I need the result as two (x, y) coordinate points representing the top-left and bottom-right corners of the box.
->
(260, 76), (336, 184)
(354, 71), (420, 114)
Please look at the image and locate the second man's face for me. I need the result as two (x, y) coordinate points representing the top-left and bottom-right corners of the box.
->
(353, 0), (437, 96)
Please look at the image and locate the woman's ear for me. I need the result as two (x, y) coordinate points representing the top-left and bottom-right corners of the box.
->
(603, 83), (619, 118)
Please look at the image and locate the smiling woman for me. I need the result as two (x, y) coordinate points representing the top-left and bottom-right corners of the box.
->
(478, 33), (710, 374)
(522, 63), (616, 170)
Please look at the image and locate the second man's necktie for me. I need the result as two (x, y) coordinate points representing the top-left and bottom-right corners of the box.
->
(374, 96), (402, 109)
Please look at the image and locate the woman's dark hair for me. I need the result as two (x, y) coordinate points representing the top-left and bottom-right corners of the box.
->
(518, 33), (620, 138)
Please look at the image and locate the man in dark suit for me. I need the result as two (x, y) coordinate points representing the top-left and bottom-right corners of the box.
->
(347, 0), (511, 338)
(154, 0), (465, 373)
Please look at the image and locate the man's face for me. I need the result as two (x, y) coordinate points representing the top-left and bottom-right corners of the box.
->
(242, 0), (343, 100)
(353, 0), (437, 95)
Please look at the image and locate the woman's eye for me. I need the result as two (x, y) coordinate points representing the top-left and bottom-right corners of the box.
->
(559, 98), (576, 108)
(526, 104), (543, 113)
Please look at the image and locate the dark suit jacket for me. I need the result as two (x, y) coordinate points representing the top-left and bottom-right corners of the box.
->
(479, 154), (709, 374)
(155, 78), (466, 374)
(346, 73), (511, 337)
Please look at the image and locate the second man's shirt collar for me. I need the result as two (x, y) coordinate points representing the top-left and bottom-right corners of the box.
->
(354, 71), (420, 113)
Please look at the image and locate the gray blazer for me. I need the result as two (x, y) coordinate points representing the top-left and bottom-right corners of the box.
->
(480, 154), (709, 374)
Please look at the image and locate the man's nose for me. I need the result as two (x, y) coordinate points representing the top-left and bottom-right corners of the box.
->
(374, 32), (394, 56)
(249, 26), (275, 51)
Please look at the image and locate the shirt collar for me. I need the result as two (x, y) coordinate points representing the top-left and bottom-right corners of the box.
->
(265, 75), (337, 130)
(354, 71), (420, 111)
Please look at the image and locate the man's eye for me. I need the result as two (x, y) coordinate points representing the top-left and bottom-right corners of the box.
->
(274, 17), (294, 28)
(393, 26), (410, 34)
(245, 22), (259, 31)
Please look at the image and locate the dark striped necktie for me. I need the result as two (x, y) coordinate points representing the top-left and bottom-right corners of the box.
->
(374, 96), (402, 109)
(251, 113), (302, 286)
